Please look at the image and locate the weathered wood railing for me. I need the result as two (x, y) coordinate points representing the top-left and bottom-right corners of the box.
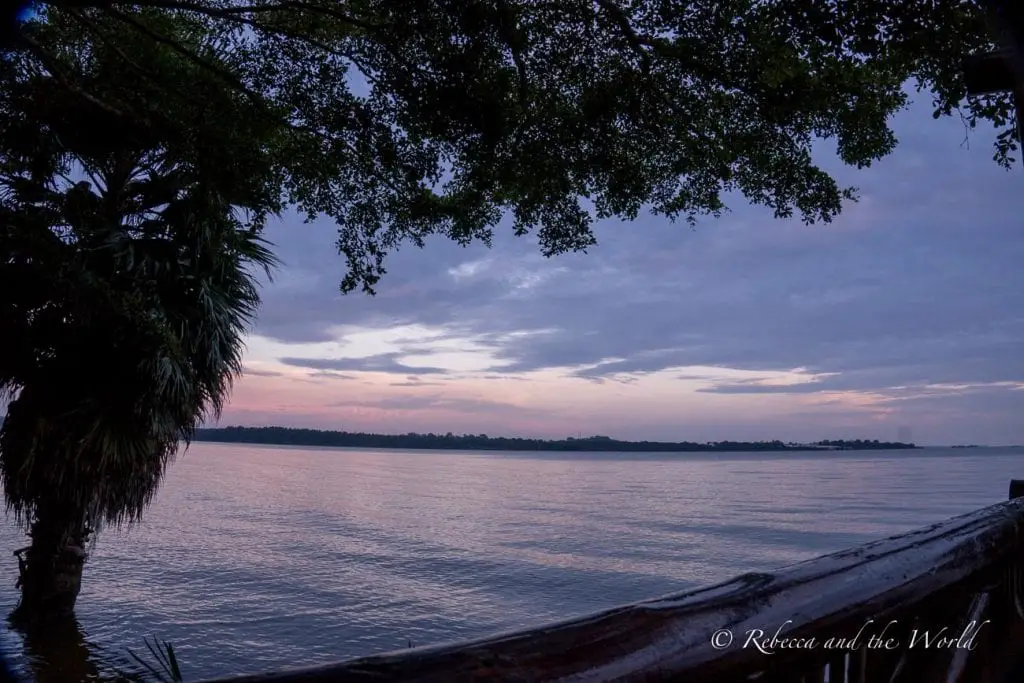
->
(201, 481), (1024, 683)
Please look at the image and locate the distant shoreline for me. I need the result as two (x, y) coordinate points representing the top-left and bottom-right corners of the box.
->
(194, 427), (918, 453)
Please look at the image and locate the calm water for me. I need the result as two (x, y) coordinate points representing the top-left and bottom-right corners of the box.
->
(1, 444), (1022, 680)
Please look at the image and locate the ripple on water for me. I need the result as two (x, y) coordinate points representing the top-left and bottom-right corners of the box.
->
(0, 445), (1021, 680)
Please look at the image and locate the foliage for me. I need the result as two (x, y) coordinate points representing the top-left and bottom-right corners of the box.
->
(8, 0), (1016, 298)
(95, 636), (186, 683)
(0, 10), (277, 533)
(125, 637), (184, 683)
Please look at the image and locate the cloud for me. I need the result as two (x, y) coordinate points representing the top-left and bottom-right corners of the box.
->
(327, 393), (544, 416)
(241, 367), (284, 378)
(306, 371), (359, 381)
(447, 258), (493, 280)
(278, 353), (450, 375)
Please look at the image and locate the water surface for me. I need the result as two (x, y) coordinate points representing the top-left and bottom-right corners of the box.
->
(1, 444), (1021, 680)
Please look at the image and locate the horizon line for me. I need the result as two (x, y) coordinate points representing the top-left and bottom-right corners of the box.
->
(198, 425), (944, 446)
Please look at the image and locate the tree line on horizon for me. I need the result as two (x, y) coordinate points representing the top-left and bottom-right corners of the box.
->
(194, 426), (918, 452)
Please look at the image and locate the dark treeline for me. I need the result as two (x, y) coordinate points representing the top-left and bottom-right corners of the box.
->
(193, 427), (918, 452)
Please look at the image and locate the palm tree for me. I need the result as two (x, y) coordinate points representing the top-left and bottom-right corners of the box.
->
(0, 18), (278, 621)
(2, 179), (275, 622)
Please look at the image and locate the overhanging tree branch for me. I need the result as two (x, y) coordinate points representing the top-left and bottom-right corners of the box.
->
(104, 7), (278, 118)
(495, 0), (530, 104)
(17, 32), (130, 120)
(594, 0), (654, 75)
(66, 9), (152, 79)
(46, 0), (387, 32)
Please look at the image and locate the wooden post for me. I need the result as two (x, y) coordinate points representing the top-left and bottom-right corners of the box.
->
(1010, 479), (1024, 499)
(964, 0), (1024, 166)
(963, 51), (1024, 159)
(978, 0), (1024, 79)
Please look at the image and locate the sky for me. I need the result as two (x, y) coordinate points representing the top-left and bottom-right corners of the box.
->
(223, 98), (1024, 447)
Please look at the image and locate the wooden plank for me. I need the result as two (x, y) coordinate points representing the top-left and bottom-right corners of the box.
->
(197, 499), (1024, 683)
(978, 0), (1024, 87)
(972, 0), (1024, 168)
(963, 50), (1016, 96)
(942, 592), (990, 683)
(847, 647), (865, 683)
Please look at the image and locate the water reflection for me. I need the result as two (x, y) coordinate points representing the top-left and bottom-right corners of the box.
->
(12, 617), (100, 682)
(7, 615), (156, 683)
(0, 445), (1021, 680)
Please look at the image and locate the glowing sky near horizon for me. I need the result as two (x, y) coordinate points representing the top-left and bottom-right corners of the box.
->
(218, 98), (1024, 446)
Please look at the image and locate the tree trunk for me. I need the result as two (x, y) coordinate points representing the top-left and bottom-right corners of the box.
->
(10, 504), (90, 625)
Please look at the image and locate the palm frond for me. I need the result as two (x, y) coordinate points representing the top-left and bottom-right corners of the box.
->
(126, 637), (184, 683)
(104, 636), (185, 683)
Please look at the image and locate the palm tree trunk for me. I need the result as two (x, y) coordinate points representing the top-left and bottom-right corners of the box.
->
(11, 503), (89, 624)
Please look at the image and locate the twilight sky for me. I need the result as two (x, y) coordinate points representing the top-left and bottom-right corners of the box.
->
(222, 97), (1024, 446)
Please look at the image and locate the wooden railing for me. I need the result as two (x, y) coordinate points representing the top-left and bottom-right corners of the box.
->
(201, 480), (1024, 683)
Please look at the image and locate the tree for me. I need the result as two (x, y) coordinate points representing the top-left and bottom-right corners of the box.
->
(1, 10), (277, 620)
(7, 0), (1019, 299)
(0, 0), (1016, 621)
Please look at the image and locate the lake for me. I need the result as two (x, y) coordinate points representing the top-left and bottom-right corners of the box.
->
(1, 443), (1022, 681)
